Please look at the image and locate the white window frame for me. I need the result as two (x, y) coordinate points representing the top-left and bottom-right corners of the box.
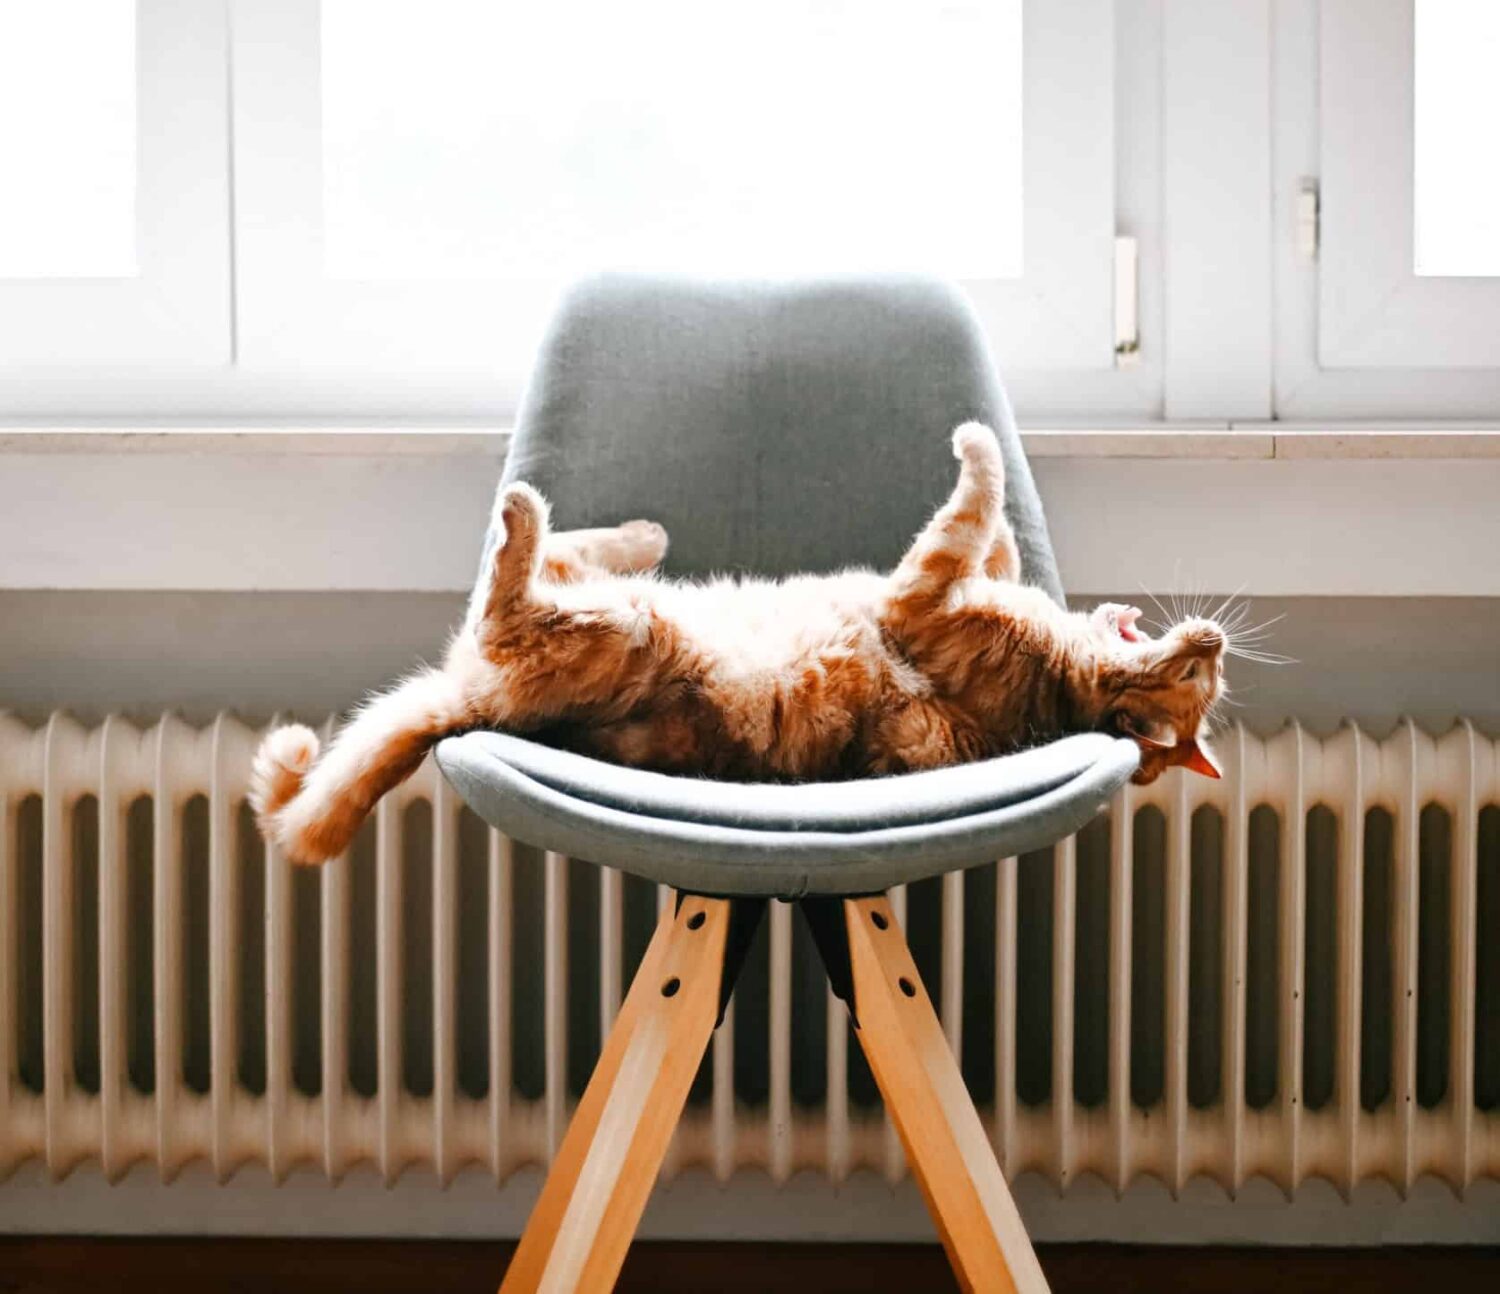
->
(1269, 0), (1500, 420)
(1319, 0), (1500, 370)
(0, 0), (229, 370)
(227, 0), (1123, 418)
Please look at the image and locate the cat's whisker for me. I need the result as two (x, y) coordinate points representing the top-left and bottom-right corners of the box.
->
(1208, 585), (1248, 625)
(1185, 583), (1203, 620)
(1225, 613), (1286, 647)
(1174, 579), (1193, 622)
(1219, 596), (1255, 625)
(1208, 708), (1236, 735)
(1137, 582), (1174, 626)
(1225, 644), (1296, 666)
(1219, 609), (1253, 640)
(1235, 609), (1285, 630)
(1164, 561), (1186, 623)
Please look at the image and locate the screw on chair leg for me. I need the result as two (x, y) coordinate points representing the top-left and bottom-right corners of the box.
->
(499, 895), (762, 1294)
(807, 894), (1050, 1294)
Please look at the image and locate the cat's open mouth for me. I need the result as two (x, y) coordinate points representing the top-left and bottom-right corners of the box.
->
(1114, 606), (1148, 643)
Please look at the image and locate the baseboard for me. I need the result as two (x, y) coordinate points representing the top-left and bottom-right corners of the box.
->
(3, 1237), (1498, 1294)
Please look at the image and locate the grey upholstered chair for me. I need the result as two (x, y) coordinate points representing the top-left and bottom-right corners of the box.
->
(437, 276), (1138, 1294)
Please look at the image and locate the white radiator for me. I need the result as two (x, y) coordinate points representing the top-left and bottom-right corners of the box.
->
(1, 712), (1497, 1202)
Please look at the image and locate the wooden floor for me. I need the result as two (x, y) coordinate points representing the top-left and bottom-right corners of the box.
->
(1, 1239), (1496, 1293)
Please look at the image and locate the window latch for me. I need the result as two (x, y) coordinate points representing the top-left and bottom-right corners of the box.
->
(1114, 234), (1140, 368)
(1296, 180), (1320, 262)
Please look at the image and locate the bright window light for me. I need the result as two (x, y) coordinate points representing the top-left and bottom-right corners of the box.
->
(321, 0), (1022, 281)
(1414, 0), (1500, 276)
(0, 0), (137, 278)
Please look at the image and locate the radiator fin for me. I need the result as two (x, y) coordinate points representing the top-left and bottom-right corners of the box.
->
(1, 712), (1498, 1197)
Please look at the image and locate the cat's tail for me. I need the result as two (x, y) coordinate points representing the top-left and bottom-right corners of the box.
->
(251, 667), (470, 865)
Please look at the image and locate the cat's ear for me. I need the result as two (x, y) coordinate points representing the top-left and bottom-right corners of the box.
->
(1177, 736), (1223, 779)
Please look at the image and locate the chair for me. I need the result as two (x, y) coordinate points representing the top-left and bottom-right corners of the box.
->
(437, 275), (1139, 1293)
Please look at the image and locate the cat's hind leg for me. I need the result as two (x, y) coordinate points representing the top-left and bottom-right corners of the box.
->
(983, 519), (1022, 583)
(888, 422), (1006, 607)
(542, 519), (669, 583)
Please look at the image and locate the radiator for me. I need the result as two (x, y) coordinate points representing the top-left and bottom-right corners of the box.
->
(1, 712), (1497, 1202)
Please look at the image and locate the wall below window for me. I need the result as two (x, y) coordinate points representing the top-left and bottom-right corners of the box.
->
(4, 435), (1500, 597)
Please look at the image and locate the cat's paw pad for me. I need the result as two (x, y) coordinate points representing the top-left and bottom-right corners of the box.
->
(619, 519), (669, 567)
(951, 421), (1000, 465)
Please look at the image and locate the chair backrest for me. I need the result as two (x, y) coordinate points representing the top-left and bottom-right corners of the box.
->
(482, 275), (1062, 603)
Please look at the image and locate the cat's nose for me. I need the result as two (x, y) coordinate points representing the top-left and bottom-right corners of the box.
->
(1183, 619), (1225, 653)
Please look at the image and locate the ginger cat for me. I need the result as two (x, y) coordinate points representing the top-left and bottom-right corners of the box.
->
(253, 423), (1227, 865)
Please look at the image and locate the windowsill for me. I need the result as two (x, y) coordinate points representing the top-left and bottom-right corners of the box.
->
(5, 423), (1500, 459)
(4, 423), (1499, 596)
(1024, 425), (1500, 459)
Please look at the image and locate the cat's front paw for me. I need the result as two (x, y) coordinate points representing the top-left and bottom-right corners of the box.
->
(617, 519), (669, 569)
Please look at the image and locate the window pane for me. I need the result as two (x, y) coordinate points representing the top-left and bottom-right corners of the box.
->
(0, 0), (137, 278)
(322, 0), (1022, 281)
(1414, 0), (1500, 277)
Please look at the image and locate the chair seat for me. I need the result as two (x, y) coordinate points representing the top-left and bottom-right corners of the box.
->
(436, 730), (1140, 897)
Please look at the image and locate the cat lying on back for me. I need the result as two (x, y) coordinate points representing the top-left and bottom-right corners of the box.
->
(253, 423), (1227, 866)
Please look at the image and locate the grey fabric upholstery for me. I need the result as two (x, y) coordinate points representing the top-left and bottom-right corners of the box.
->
(438, 733), (1138, 899)
(445, 730), (1115, 832)
(441, 274), (1137, 896)
(469, 274), (1062, 620)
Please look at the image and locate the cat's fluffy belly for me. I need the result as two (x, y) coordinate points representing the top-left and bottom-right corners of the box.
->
(546, 569), (925, 779)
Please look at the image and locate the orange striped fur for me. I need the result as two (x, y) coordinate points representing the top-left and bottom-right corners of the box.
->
(253, 424), (1227, 864)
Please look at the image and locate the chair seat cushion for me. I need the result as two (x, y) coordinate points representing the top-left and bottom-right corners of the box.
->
(436, 731), (1139, 897)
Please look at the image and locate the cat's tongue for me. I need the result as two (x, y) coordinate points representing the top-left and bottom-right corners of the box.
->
(1116, 606), (1147, 642)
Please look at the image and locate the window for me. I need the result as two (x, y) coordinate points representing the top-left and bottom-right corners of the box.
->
(1413, 0), (1500, 278)
(1316, 0), (1500, 371)
(0, 3), (136, 278)
(321, 1), (1024, 282)
(232, 0), (1118, 411)
(0, 0), (1123, 417)
(0, 0), (229, 369)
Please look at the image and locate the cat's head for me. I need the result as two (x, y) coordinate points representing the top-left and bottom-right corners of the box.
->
(1084, 604), (1226, 785)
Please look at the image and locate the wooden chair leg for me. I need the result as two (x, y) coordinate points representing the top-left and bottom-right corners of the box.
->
(499, 895), (734, 1294)
(842, 894), (1050, 1294)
